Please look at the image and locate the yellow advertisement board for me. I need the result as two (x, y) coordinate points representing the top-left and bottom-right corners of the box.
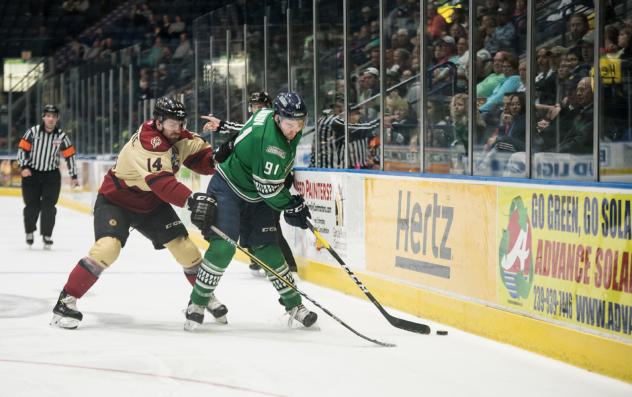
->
(497, 187), (632, 340)
(365, 178), (497, 301)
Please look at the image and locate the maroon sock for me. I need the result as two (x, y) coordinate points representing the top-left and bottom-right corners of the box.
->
(184, 263), (200, 286)
(64, 259), (101, 298)
(185, 273), (196, 286)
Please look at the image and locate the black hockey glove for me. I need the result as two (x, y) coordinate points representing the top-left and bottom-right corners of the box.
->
(187, 193), (217, 232)
(284, 171), (294, 189)
(214, 134), (237, 163)
(283, 195), (311, 229)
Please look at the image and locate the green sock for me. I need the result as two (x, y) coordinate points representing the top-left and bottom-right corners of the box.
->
(191, 238), (235, 306)
(252, 244), (301, 309)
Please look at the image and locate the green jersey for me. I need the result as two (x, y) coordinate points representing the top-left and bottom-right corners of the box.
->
(217, 109), (301, 211)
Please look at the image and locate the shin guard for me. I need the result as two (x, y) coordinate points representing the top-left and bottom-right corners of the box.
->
(190, 238), (234, 306)
(252, 244), (301, 309)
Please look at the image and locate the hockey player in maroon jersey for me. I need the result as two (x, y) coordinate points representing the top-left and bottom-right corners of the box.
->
(51, 97), (225, 329)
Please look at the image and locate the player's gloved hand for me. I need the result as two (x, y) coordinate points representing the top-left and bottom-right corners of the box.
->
(187, 193), (217, 232)
(283, 195), (311, 229)
(213, 134), (237, 163)
(284, 171), (294, 189)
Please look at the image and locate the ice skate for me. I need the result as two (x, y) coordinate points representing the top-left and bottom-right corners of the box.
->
(50, 290), (83, 329)
(184, 300), (205, 331)
(286, 304), (318, 328)
(26, 233), (34, 247)
(249, 262), (266, 277)
(43, 236), (53, 250)
(206, 293), (228, 324)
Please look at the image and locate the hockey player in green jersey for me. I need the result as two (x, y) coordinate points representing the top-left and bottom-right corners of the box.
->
(185, 91), (316, 331)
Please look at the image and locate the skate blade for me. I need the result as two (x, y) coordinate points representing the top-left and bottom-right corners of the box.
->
(43, 245), (52, 251)
(212, 315), (228, 325)
(50, 314), (80, 329)
(184, 320), (202, 331)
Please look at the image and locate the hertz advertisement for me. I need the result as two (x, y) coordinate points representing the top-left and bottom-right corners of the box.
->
(497, 187), (632, 340)
(365, 177), (497, 301)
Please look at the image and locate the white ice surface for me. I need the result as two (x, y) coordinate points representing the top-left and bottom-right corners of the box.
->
(0, 196), (630, 397)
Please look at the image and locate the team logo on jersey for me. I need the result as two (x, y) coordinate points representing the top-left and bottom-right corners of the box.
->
(108, 219), (117, 226)
(499, 196), (534, 301)
(265, 145), (286, 159)
(151, 136), (162, 149)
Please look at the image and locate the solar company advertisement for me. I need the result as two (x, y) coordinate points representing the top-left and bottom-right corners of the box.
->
(497, 187), (632, 340)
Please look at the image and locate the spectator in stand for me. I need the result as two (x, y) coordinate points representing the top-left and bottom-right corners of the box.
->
(603, 25), (620, 56)
(484, 6), (516, 55)
(425, 99), (450, 148)
(477, 14), (497, 50)
(138, 78), (150, 101)
(535, 47), (557, 105)
(431, 36), (460, 86)
(477, 92), (526, 175)
(549, 45), (568, 71)
(484, 92), (515, 151)
(450, 93), (484, 174)
(173, 32), (193, 60)
(368, 46), (380, 70)
(169, 15), (186, 37)
(480, 52), (521, 113)
(565, 47), (588, 79)
(391, 48), (411, 76)
(537, 77), (593, 154)
(555, 54), (579, 104)
(513, 0), (527, 31)
(145, 37), (171, 67)
(579, 31), (596, 67)
(477, 51), (507, 99)
(568, 13), (590, 47)
(358, 67), (379, 104)
(450, 93), (469, 150)
(427, 3), (447, 40)
(618, 26), (632, 59)
(449, 23), (467, 44)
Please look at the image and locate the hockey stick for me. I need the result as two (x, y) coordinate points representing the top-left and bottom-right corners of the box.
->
(209, 225), (395, 347)
(307, 220), (431, 335)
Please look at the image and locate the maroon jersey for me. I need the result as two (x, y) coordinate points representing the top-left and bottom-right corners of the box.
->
(99, 120), (214, 213)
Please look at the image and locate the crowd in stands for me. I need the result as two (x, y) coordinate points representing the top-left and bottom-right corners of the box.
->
(311, 0), (630, 176)
(61, 2), (197, 104)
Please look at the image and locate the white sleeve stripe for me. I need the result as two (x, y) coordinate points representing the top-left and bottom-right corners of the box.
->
(234, 126), (252, 145)
(252, 173), (284, 184)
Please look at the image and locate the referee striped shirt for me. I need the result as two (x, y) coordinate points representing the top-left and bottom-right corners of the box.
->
(17, 124), (78, 177)
(311, 114), (379, 168)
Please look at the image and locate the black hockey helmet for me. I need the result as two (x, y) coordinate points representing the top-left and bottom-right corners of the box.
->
(273, 91), (307, 120)
(249, 91), (272, 107)
(153, 97), (187, 123)
(42, 104), (59, 116)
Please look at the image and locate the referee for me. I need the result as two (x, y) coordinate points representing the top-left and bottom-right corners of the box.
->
(17, 104), (80, 249)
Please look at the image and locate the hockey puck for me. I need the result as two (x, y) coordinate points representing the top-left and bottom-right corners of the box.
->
(436, 330), (448, 335)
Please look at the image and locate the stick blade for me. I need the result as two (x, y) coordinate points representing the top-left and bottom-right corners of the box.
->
(388, 316), (432, 334)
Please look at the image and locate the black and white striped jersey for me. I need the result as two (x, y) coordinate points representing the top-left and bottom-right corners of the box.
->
(311, 114), (379, 168)
(17, 124), (78, 177)
(217, 120), (244, 135)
